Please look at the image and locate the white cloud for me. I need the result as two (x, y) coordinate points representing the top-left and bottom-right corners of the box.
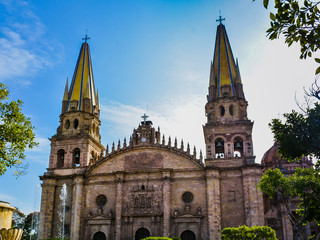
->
(100, 93), (206, 158)
(0, 193), (16, 202)
(0, 1), (53, 82)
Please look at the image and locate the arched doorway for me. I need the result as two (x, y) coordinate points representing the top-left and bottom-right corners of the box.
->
(135, 227), (150, 240)
(93, 231), (106, 240)
(181, 230), (196, 240)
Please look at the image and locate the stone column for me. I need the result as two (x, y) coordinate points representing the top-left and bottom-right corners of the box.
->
(71, 176), (84, 240)
(162, 170), (171, 237)
(206, 169), (221, 240)
(115, 172), (124, 240)
(242, 167), (265, 226)
(38, 178), (56, 239)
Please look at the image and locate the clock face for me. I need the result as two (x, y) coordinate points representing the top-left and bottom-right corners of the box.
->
(141, 137), (147, 143)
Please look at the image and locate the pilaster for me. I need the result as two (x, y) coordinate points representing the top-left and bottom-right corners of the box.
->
(115, 172), (124, 240)
(206, 169), (221, 240)
(162, 170), (171, 237)
(242, 167), (264, 226)
(38, 178), (56, 239)
(70, 176), (84, 240)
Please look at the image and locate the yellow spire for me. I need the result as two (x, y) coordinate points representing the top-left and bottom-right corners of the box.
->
(96, 89), (100, 110)
(209, 21), (244, 99)
(66, 40), (97, 113)
(63, 78), (69, 101)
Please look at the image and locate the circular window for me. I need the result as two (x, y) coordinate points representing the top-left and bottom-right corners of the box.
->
(65, 120), (70, 129)
(96, 195), (107, 207)
(182, 191), (193, 203)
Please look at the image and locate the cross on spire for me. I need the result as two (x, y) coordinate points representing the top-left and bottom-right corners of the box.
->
(216, 11), (225, 25)
(82, 34), (90, 43)
(141, 113), (149, 125)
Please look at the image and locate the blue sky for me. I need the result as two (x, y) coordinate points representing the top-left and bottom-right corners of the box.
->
(0, 0), (318, 214)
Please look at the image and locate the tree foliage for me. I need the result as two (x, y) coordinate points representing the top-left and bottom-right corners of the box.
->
(253, 0), (320, 74)
(221, 225), (278, 240)
(22, 212), (39, 240)
(258, 168), (320, 240)
(0, 83), (38, 176)
(270, 102), (320, 162)
(11, 208), (25, 229)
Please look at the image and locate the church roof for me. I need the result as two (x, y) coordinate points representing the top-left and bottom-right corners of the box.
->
(65, 38), (98, 114)
(209, 20), (243, 99)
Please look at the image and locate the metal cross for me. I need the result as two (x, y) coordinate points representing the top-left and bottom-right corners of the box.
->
(82, 34), (90, 43)
(141, 113), (149, 124)
(216, 11), (225, 24)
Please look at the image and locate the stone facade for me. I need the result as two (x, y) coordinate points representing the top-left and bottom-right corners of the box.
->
(39, 21), (265, 240)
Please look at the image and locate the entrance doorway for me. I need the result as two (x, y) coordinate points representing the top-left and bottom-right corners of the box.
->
(93, 231), (106, 240)
(135, 227), (150, 240)
(181, 230), (196, 240)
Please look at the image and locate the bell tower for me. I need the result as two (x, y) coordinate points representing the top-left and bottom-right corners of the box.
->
(203, 18), (264, 236)
(49, 36), (104, 169)
(203, 18), (254, 165)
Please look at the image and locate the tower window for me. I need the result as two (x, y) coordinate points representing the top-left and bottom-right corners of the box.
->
(64, 120), (70, 129)
(57, 149), (65, 168)
(220, 106), (225, 116)
(229, 105), (234, 116)
(215, 138), (225, 158)
(73, 119), (79, 129)
(234, 137), (243, 158)
(73, 148), (80, 167)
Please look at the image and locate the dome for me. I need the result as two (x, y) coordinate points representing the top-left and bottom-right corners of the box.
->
(261, 142), (280, 167)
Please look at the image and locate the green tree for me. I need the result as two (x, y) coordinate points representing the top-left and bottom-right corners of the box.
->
(253, 0), (320, 73)
(22, 212), (39, 240)
(270, 102), (320, 163)
(221, 225), (278, 240)
(258, 168), (320, 240)
(0, 83), (38, 176)
(11, 208), (25, 229)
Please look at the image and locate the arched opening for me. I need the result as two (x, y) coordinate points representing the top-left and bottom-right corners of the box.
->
(181, 230), (196, 240)
(57, 149), (65, 168)
(73, 119), (79, 129)
(234, 137), (243, 158)
(220, 106), (225, 116)
(135, 227), (150, 240)
(215, 138), (224, 158)
(93, 231), (106, 240)
(64, 120), (70, 129)
(229, 105), (234, 116)
(73, 148), (81, 167)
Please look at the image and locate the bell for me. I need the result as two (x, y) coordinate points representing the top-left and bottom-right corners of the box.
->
(235, 142), (241, 149)
(216, 141), (223, 147)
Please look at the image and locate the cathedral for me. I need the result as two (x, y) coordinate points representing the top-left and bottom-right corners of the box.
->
(38, 20), (266, 240)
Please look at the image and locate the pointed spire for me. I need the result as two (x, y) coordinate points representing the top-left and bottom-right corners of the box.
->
(106, 144), (109, 155)
(162, 135), (165, 145)
(123, 137), (127, 148)
(63, 78), (69, 101)
(193, 146), (196, 158)
(66, 38), (98, 114)
(200, 150), (203, 161)
(168, 136), (171, 147)
(209, 18), (245, 100)
(96, 89), (100, 110)
(117, 140), (121, 150)
(187, 143), (190, 154)
(112, 142), (115, 153)
(174, 137), (178, 148)
(181, 139), (184, 151)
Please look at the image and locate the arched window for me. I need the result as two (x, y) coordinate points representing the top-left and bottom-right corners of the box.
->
(220, 106), (225, 116)
(73, 119), (79, 129)
(73, 148), (80, 167)
(57, 149), (65, 168)
(229, 105), (234, 116)
(215, 138), (224, 158)
(234, 137), (243, 158)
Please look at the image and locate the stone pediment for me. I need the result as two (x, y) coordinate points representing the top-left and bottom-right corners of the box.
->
(87, 213), (113, 225)
(87, 146), (204, 175)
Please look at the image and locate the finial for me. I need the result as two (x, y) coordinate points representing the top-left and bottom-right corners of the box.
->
(174, 137), (177, 148)
(216, 11), (225, 25)
(82, 33), (90, 43)
(106, 144), (109, 154)
(187, 143), (190, 154)
(181, 139), (184, 150)
(200, 150), (203, 161)
(117, 140), (121, 150)
(162, 135), (165, 145)
(193, 146), (196, 157)
(168, 136), (171, 147)
(123, 137), (127, 147)
(141, 113), (149, 125)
